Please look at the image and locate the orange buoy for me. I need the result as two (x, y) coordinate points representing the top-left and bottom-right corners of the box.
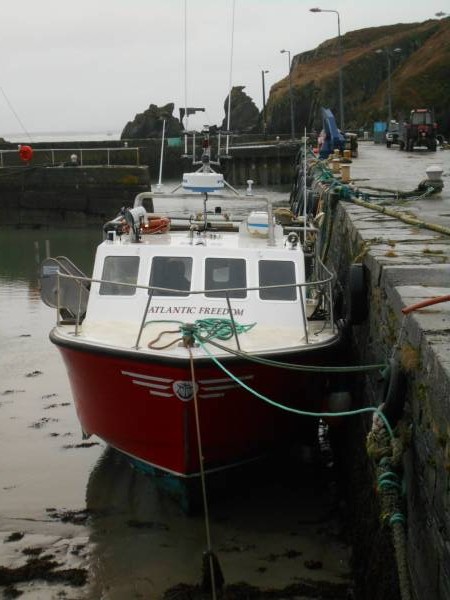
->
(140, 216), (170, 234)
(18, 145), (34, 163)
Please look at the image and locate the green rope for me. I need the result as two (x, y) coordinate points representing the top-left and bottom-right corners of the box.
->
(194, 332), (395, 440)
(144, 318), (387, 373)
(389, 513), (406, 526)
(140, 317), (394, 436)
(198, 334), (387, 374)
(182, 318), (256, 341)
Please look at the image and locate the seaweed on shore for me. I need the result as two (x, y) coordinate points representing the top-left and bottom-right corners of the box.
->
(0, 557), (87, 587)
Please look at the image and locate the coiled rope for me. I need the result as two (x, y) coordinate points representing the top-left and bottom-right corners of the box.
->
(367, 421), (411, 600)
(146, 318), (387, 373)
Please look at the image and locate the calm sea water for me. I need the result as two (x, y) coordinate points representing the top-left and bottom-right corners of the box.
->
(0, 229), (349, 597)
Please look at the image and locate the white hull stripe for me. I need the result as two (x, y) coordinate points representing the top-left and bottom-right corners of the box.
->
(122, 370), (173, 383)
(122, 371), (254, 400)
(133, 380), (170, 390)
(199, 375), (254, 384)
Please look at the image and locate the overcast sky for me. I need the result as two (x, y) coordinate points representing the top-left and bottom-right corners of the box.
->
(0, 0), (445, 137)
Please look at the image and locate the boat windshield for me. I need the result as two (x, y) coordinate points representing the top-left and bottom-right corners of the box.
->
(149, 256), (192, 296)
(205, 258), (247, 298)
(258, 260), (297, 300)
(100, 256), (140, 295)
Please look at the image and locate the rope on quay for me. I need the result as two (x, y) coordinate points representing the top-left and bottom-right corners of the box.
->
(288, 151), (416, 598)
(366, 417), (412, 600)
(339, 192), (450, 238)
(292, 152), (450, 240)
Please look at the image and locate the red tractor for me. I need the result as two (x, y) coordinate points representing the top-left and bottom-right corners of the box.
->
(399, 109), (437, 152)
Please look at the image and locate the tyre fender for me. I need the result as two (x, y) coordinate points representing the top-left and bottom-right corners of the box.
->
(346, 263), (368, 325)
(380, 357), (407, 428)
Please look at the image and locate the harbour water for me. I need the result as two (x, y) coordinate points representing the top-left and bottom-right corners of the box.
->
(0, 193), (351, 597)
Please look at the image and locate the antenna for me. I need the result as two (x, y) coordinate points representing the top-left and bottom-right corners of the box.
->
(303, 128), (307, 247)
(225, 0), (236, 155)
(184, 0), (188, 134)
(156, 119), (166, 192)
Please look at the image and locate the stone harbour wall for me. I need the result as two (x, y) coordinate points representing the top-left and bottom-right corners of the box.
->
(0, 166), (150, 227)
(328, 199), (450, 600)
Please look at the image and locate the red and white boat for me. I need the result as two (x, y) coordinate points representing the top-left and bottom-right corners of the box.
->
(40, 142), (343, 484)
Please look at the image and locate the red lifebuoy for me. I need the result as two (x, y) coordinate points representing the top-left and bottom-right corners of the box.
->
(18, 145), (34, 162)
(140, 216), (170, 234)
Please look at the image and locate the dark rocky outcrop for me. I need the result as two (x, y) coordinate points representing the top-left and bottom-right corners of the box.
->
(221, 86), (260, 133)
(121, 103), (182, 139)
(119, 18), (450, 139)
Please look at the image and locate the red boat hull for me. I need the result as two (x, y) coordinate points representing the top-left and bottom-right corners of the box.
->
(55, 336), (339, 477)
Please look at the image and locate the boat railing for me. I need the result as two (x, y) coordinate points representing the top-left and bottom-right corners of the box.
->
(40, 257), (90, 325)
(50, 258), (336, 346)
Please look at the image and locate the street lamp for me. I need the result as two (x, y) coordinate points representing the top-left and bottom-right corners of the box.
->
(375, 47), (402, 124)
(280, 49), (295, 140)
(310, 7), (344, 131)
(261, 69), (269, 136)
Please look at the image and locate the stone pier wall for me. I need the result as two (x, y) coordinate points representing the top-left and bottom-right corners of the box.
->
(0, 138), (298, 188)
(328, 199), (450, 600)
(0, 166), (150, 227)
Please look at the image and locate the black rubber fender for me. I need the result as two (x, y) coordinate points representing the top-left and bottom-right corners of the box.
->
(346, 263), (368, 325)
(380, 357), (407, 429)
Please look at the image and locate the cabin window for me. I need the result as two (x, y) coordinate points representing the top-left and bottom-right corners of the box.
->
(205, 258), (247, 298)
(149, 256), (192, 296)
(100, 256), (140, 295)
(259, 260), (297, 301)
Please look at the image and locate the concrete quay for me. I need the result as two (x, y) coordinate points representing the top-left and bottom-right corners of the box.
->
(329, 142), (450, 600)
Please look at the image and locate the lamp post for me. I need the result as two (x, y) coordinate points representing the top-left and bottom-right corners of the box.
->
(261, 69), (269, 136)
(280, 49), (295, 140)
(375, 48), (402, 124)
(310, 7), (344, 131)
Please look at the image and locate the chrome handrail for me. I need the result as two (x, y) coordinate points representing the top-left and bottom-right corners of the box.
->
(53, 257), (335, 348)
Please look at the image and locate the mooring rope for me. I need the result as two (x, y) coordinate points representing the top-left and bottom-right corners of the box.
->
(145, 314), (413, 596)
(367, 424), (412, 600)
(188, 346), (219, 600)
(342, 193), (450, 238)
(194, 332), (394, 439)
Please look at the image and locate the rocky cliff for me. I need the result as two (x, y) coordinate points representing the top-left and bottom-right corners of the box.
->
(221, 86), (260, 133)
(121, 103), (182, 139)
(121, 18), (450, 138)
(266, 17), (450, 134)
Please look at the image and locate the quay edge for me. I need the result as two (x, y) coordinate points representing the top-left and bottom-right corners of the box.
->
(323, 145), (450, 600)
